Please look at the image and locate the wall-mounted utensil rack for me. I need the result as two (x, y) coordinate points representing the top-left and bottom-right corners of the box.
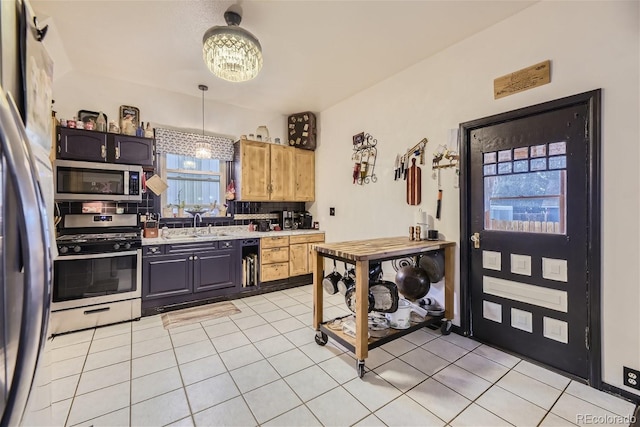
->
(432, 145), (459, 169)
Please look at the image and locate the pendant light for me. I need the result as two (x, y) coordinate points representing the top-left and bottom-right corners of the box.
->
(195, 84), (212, 159)
(202, 8), (263, 82)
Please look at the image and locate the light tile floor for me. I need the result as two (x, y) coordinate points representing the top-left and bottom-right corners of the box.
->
(49, 285), (638, 427)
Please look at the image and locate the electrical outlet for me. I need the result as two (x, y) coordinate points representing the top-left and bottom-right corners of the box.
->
(329, 207), (335, 216)
(623, 366), (640, 390)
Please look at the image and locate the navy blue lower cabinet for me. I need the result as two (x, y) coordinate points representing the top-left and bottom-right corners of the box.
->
(142, 240), (240, 311)
(142, 253), (192, 301)
(193, 249), (236, 293)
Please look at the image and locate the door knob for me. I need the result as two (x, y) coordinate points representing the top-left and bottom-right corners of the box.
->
(470, 232), (480, 249)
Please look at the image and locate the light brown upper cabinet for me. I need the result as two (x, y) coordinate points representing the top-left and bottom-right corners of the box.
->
(234, 139), (315, 201)
(294, 148), (315, 201)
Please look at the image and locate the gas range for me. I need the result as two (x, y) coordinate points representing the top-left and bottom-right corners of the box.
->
(56, 214), (141, 255)
(51, 213), (143, 335)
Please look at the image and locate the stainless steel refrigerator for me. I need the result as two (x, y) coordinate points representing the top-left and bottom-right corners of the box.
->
(1, 0), (55, 425)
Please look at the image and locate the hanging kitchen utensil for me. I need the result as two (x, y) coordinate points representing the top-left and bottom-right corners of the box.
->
(403, 155), (408, 180)
(406, 158), (421, 205)
(337, 262), (355, 296)
(345, 286), (375, 314)
(369, 280), (400, 313)
(145, 174), (168, 196)
(418, 250), (445, 283)
(322, 260), (342, 295)
(395, 265), (431, 301)
(394, 154), (400, 180)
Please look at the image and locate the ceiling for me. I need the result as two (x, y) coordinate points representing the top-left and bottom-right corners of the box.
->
(31, 1), (536, 115)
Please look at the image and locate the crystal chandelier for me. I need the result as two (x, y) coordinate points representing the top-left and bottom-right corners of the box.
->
(202, 9), (263, 83)
(195, 84), (212, 159)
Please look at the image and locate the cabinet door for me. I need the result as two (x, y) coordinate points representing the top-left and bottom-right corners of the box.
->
(294, 149), (315, 201)
(193, 250), (236, 293)
(239, 140), (270, 201)
(142, 254), (191, 300)
(289, 243), (308, 277)
(111, 135), (154, 166)
(270, 145), (295, 201)
(57, 128), (107, 162)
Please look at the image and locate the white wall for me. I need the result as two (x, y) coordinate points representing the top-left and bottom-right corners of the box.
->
(312, 1), (639, 396)
(51, 71), (287, 142)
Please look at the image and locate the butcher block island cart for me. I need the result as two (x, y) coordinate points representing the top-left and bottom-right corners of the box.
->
(312, 237), (456, 378)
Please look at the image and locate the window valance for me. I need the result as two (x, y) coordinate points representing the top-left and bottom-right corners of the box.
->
(155, 127), (234, 161)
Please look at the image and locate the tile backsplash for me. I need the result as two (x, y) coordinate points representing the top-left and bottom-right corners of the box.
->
(56, 197), (306, 229)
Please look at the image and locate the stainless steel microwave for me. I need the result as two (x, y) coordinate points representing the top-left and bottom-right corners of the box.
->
(54, 160), (143, 202)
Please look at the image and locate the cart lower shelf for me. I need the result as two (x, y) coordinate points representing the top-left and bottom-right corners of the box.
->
(315, 314), (451, 378)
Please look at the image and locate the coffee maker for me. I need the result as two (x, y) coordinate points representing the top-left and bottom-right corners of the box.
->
(299, 211), (313, 229)
(280, 210), (294, 230)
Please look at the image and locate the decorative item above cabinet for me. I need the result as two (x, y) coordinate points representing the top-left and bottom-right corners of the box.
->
(56, 126), (155, 167)
(287, 112), (316, 150)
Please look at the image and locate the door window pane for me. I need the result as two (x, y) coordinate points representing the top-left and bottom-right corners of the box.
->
(549, 141), (566, 155)
(513, 160), (528, 173)
(484, 164), (497, 176)
(549, 156), (567, 170)
(484, 152), (497, 164)
(498, 150), (512, 162)
(498, 162), (512, 174)
(530, 158), (547, 171)
(514, 147), (529, 160)
(484, 170), (566, 234)
(531, 144), (547, 158)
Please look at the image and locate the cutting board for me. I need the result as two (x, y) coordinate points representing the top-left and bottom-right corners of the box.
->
(145, 174), (168, 196)
(406, 158), (421, 205)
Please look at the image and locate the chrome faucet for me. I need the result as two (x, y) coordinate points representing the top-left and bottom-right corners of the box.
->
(193, 213), (202, 233)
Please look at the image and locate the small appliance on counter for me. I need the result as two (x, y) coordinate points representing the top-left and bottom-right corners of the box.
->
(279, 210), (294, 230)
(256, 220), (271, 232)
(299, 211), (313, 229)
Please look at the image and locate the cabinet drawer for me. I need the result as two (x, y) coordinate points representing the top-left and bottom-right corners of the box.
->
(261, 262), (289, 282)
(261, 236), (289, 248)
(167, 241), (217, 253)
(261, 247), (289, 264)
(289, 233), (325, 245)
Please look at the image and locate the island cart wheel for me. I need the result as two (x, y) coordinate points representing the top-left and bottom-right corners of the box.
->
(315, 331), (328, 346)
(441, 319), (453, 335)
(356, 360), (365, 378)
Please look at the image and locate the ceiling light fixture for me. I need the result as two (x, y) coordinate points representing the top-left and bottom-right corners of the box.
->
(195, 84), (212, 159)
(202, 9), (263, 82)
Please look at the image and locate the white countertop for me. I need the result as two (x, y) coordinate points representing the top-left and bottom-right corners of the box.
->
(142, 226), (324, 246)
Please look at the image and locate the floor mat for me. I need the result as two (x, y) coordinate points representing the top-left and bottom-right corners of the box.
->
(161, 301), (240, 329)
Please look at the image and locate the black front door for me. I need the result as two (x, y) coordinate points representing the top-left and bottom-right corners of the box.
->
(460, 90), (601, 381)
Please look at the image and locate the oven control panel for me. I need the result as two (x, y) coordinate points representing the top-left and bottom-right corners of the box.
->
(56, 240), (142, 255)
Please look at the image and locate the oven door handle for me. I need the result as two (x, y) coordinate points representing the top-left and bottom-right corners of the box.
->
(56, 250), (140, 261)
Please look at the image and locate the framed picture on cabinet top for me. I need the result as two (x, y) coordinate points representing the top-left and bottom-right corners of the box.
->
(119, 105), (140, 136)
